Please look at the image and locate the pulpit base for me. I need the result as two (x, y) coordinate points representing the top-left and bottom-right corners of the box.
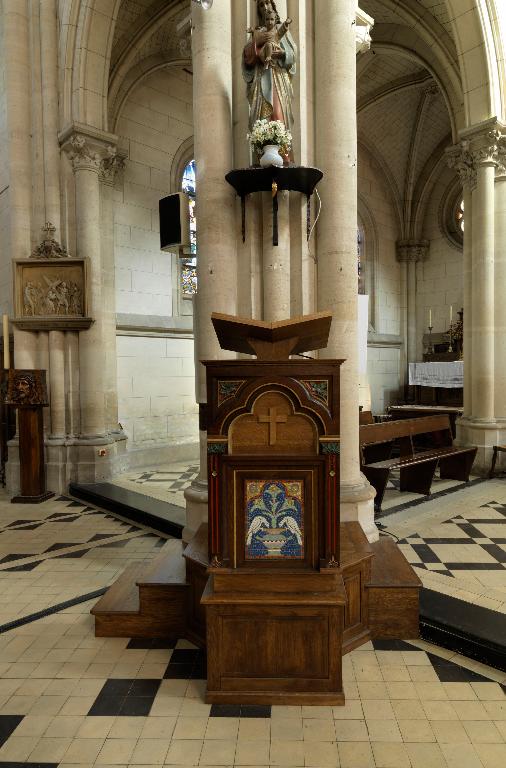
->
(11, 491), (54, 504)
(202, 571), (347, 706)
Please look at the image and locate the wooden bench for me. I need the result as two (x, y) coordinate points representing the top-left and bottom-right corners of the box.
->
(359, 415), (477, 511)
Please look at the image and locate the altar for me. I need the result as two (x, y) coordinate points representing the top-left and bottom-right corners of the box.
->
(408, 361), (463, 407)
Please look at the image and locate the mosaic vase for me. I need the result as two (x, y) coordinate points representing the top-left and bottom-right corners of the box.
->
(261, 527), (287, 556)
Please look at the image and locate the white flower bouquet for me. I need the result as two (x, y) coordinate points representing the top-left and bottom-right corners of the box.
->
(248, 119), (292, 156)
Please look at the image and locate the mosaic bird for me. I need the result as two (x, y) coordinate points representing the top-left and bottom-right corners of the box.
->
(279, 515), (302, 545)
(246, 515), (269, 545)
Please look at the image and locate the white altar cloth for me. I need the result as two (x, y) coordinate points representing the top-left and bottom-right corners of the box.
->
(408, 361), (463, 389)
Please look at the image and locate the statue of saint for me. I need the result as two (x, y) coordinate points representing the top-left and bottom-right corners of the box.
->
(243, 0), (297, 133)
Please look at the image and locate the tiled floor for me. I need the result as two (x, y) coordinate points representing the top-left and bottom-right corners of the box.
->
(0, 491), (175, 628)
(380, 477), (506, 614)
(0, 488), (505, 766)
(0, 600), (504, 768)
(112, 465), (199, 509)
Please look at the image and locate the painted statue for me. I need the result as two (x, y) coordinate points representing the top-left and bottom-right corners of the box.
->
(243, 0), (297, 132)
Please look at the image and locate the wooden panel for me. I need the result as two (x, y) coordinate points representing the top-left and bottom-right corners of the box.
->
(220, 613), (328, 679)
(229, 390), (317, 455)
(343, 572), (361, 630)
(368, 588), (420, 639)
(360, 415), (452, 446)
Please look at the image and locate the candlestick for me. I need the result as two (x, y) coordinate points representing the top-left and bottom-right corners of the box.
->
(427, 325), (434, 355)
(2, 315), (10, 369)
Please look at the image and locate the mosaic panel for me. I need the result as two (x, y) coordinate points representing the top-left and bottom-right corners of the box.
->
(301, 379), (329, 405)
(245, 479), (304, 560)
(217, 379), (245, 406)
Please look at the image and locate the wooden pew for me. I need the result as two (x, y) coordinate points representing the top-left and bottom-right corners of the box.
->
(359, 410), (374, 425)
(359, 415), (477, 511)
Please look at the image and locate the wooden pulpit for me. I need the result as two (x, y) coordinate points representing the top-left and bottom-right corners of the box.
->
(202, 312), (347, 705)
(4, 369), (53, 504)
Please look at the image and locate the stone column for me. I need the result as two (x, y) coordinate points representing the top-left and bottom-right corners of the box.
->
(2, 0), (33, 262)
(39, 0), (61, 236)
(100, 152), (126, 438)
(495, 159), (506, 421)
(49, 332), (66, 437)
(396, 240), (429, 367)
(184, 0), (237, 540)
(263, 192), (291, 321)
(449, 124), (505, 472)
(470, 137), (496, 423)
(60, 126), (125, 484)
(447, 143), (475, 419)
(315, 0), (376, 542)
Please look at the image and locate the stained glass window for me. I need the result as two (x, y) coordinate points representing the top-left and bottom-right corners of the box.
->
(358, 229), (365, 294)
(456, 198), (464, 233)
(181, 159), (197, 296)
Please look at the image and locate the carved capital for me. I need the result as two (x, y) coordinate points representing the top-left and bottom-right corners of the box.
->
(356, 8), (374, 54)
(100, 147), (127, 185)
(65, 134), (104, 173)
(446, 142), (477, 190)
(396, 240), (430, 263)
(470, 129), (502, 167)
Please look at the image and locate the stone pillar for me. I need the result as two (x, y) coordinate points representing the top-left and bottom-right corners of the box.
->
(448, 124), (506, 472)
(2, 0), (33, 262)
(396, 240), (429, 367)
(315, 0), (376, 542)
(184, 0), (237, 540)
(49, 331), (66, 437)
(495, 161), (506, 422)
(100, 152), (126, 438)
(39, 0), (61, 236)
(471, 143), (495, 423)
(447, 143), (476, 419)
(60, 126), (125, 483)
(263, 191), (291, 321)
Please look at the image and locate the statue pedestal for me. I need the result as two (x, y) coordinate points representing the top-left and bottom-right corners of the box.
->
(12, 406), (54, 503)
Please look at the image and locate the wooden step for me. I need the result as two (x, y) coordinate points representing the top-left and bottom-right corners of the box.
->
(138, 544), (186, 586)
(91, 563), (143, 616)
(367, 536), (422, 640)
(92, 546), (190, 639)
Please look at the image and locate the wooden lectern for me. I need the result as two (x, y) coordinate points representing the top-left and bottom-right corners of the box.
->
(202, 311), (347, 705)
(91, 310), (421, 706)
(4, 369), (53, 504)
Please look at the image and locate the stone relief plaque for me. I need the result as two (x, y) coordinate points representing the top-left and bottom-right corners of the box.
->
(13, 258), (92, 331)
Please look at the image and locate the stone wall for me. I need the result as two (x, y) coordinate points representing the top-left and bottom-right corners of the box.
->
(417, 173), (463, 359)
(114, 66), (198, 465)
(358, 147), (403, 413)
(0, 14), (10, 310)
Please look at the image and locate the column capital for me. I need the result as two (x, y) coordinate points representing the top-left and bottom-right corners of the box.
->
(356, 8), (374, 54)
(446, 142), (477, 190)
(396, 239), (430, 263)
(59, 123), (119, 174)
(99, 147), (127, 186)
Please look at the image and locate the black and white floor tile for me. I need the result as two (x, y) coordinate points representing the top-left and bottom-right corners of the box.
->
(112, 464), (200, 508)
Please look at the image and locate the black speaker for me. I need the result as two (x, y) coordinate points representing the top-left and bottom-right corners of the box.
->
(159, 192), (190, 251)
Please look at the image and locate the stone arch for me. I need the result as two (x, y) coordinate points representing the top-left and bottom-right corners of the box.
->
(444, 0), (506, 124)
(109, 56), (192, 133)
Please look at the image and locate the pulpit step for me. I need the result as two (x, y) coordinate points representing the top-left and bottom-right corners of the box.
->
(367, 537), (422, 639)
(91, 548), (188, 638)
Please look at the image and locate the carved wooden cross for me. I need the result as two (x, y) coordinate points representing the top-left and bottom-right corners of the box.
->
(258, 407), (288, 446)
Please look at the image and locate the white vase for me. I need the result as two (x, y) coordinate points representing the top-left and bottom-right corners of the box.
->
(260, 144), (284, 168)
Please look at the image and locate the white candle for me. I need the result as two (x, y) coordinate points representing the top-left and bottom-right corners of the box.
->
(450, 304), (453, 325)
(2, 314), (10, 369)
(429, 308), (432, 328)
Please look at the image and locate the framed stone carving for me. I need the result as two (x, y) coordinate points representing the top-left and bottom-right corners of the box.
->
(13, 257), (91, 331)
